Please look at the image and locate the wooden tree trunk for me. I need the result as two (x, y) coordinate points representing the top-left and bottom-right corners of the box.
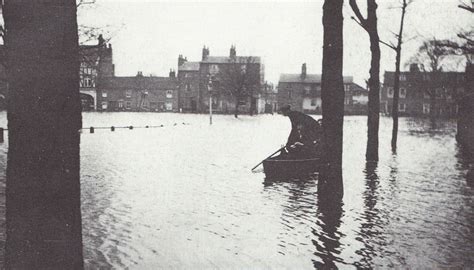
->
(391, 0), (407, 154)
(4, 1), (84, 268)
(391, 49), (401, 153)
(320, 0), (344, 197)
(366, 0), (381, 162)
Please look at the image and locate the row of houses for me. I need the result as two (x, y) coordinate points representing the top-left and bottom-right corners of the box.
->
(380, 64), (468, 117)
(76, 36), (369, 115)
(276, 63), (368, 115)
(78, 38), (267, 114)
(4, 35), (466, 118)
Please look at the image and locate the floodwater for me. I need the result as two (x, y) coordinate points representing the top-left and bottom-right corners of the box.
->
(0, 112), (473, 269)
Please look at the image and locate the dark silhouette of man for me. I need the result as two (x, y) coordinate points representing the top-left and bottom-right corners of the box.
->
(280, 105), (322, 158)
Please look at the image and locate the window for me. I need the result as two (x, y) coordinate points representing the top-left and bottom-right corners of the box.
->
(165, 102), (173, 111)
(399, 88), (407, 98)
(288, 90), (292, 99)
(398, 103), (406, 112)
(436, 88), (444, 99)
(240, 65), (247, 73)
(344, 96), (351, 105)
(344, 84), (351, 92)
(166, 90), (173, 98)
(101, 101), (108, 110)
(126, 90), (132, 98)
(424, 91), (431, 99)
(210, 64), (219, 74)
(186, 83), (192, 92)
(423, 103), (430, 114)
(387, 87), (394, 98)
(304, 85), (311, 95)
(126, 101), (131, 109)
(82, 77), (93, 87)
(102, 91), (107, 98)
(311, 99), (316, 106)
(400, 74), (407, 81)
(118, 100), (124, 108)
(423, 74), (430, 81)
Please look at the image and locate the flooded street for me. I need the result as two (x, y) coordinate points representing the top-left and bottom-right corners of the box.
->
(0, 112), (473, 268)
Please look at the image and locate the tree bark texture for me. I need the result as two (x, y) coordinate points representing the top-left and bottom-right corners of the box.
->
(391, 0), (407, 153)
(320, 0), (344, 197)
(4, 1), (84, 268)
(349, 0), (381, 162)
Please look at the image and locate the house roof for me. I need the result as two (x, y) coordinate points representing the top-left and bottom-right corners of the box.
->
(178, 62), (200, 71)
(101, 76), (178, 90)
(279, 74), (353, 84)
(202, 56), (261, 64)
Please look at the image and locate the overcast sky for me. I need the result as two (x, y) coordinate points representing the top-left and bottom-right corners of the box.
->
(79, 0), (473, 85)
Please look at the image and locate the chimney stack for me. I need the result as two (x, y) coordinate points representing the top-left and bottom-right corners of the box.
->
(301, 63), (307, 79)
(178, 54), (187, 66)
(409, 63), (419, 72)
(98, 34), (105, 47)
(230, 45), (236, 58)
(169, 69), (176, 78)
(202, 46), (209, 61)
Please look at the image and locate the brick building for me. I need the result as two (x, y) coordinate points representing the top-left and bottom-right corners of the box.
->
(98, 71), (179, 112)
(177, 45), (264, 114)
(79, 35), (114, 111)
(381, 65), (466, 117)
(277, 63), (368, 114)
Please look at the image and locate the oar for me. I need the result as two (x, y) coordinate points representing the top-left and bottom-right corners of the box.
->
(251, 146), (286, 171)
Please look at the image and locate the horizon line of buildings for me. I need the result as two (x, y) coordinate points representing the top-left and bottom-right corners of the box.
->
(1, 36), (468, 118)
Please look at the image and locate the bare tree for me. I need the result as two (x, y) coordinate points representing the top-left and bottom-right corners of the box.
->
(319, 0), (344, 197)
(217, 57), (261, 118)
(349, 0), (381, 162)
(4, 0), (83, 268)
(435, 30), (474, 64)
(387, 0), (411, 153)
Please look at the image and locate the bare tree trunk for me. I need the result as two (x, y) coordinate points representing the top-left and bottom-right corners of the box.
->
(349, 0), (381, 162)
(391, 0), (407, 153)
(366, 1), (381, 162)
(319, 0), (344, 197)
(391, 47), (401, 153)
(4, 1), (83, 268)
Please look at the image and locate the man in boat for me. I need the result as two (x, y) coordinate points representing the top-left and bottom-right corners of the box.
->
(279, 105), (322, 159)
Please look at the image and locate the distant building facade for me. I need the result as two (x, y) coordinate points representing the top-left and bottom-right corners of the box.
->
(177, 45), (264, 114)
(277, 64), (368, 114)
(79, 35), (114, 111)
(381, 65), (466, 117)
(98, 71), (179, 112)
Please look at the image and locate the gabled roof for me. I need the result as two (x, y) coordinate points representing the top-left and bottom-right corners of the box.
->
(101, 76), (178, 90)
(178, 62), (200, 71)
(279, 74), (353, 84)
(202, 56), (261, 64)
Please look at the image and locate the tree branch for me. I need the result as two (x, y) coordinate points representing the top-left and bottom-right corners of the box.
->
(458, 4), (474, 12)
(349, 0), (367, 30)
(380, 39), (397, 50)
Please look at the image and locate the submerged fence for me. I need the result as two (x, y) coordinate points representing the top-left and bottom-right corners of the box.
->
(0, 122), (191, 142)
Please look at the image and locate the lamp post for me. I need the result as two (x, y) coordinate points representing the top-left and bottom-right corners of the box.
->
(207, 74), (213, 125)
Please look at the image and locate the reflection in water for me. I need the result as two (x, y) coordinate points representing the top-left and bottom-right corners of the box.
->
(264, 173), (346, 269)
(312, 192), (344, 269)
(455, 144), (473, 187)
(353, 162), (388, 268)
